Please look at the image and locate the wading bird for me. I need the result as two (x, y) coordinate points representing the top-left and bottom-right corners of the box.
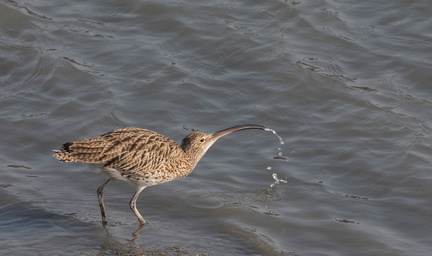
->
(53, 124), (268, 225)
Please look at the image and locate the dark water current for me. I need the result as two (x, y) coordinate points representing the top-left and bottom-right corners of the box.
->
(1, 0), (432, 255)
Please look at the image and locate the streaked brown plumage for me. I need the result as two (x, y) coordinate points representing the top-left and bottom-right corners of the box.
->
(53, 124), (268, 225)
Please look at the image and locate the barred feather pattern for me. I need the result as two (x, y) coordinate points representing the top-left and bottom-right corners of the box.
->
(53, 127), (195, 186)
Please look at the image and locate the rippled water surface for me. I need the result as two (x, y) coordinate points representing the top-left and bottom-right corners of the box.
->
(1, 0), (432, 255)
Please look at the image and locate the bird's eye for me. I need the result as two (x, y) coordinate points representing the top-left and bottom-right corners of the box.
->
(200, 138), (205, 142)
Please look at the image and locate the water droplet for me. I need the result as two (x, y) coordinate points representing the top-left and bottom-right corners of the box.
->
(264, 128), (284, 145)
(264, 128), (288, 161)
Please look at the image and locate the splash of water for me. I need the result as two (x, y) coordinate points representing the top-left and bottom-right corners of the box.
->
(264, 128), (289, 187)
(270, 173), (288, 187)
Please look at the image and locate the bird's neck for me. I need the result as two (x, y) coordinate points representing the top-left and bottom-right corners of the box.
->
(183, 149), (203, 168)
(182, 146), (211, 172)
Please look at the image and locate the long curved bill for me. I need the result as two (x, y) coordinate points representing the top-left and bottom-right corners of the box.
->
(211, 124), (268, 140)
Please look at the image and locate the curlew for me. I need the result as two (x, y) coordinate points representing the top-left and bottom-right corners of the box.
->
(53, 124), (269, 225)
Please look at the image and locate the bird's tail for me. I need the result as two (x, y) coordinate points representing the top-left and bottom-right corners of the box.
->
(53, 142), (78, 162)
(53, 138), (107, 163)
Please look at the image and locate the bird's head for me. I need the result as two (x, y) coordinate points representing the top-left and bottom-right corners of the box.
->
(181, 124), (268, 165)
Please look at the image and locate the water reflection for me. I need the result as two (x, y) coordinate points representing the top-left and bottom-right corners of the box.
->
(98, 223), (145, 254)
(98, 223), (212, 255)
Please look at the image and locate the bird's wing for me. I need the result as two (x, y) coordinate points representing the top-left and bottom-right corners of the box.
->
(102, 128), (184, 170)
(54, 127), (185, 169)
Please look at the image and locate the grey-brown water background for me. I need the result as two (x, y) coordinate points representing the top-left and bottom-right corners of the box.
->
(1, 0), (432, 255)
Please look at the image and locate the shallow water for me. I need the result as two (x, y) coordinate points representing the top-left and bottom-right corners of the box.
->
(1, 0), (432, 255)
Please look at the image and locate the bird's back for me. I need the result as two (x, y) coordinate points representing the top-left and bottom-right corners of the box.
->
(54, 127), (194, 184)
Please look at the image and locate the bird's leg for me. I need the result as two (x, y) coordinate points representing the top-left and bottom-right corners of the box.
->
(97, 177), (114, 224)
(129, 186), (146, 225)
